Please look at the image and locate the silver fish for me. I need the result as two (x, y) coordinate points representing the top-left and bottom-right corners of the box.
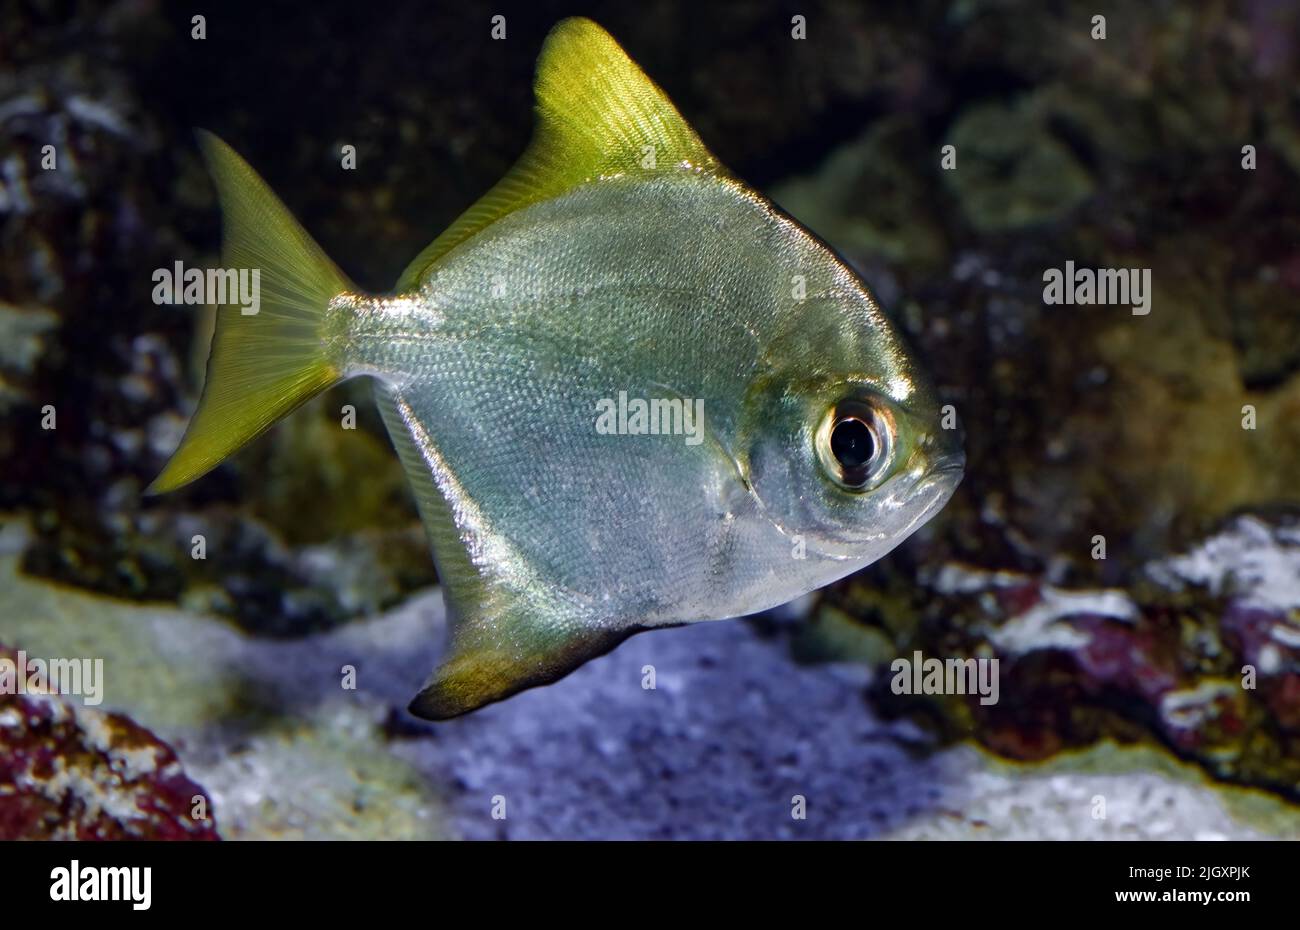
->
(150, 18), (964, 718)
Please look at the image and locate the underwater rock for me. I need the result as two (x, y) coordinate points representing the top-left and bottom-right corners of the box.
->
(770, 119), (949, 272)
(839, 514), (1300, 800)
(942, 97), (1094, 232)
(0, 644), (219, 840)
(0, 302), (58, 416)
(0, 544), (450, 840)
(22, 486), (433, 636)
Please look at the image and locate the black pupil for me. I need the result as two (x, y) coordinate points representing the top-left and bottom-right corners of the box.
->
(830, 416), (876, 471)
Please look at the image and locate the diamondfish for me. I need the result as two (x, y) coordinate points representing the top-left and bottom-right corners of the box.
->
(149, 18), (965, 719)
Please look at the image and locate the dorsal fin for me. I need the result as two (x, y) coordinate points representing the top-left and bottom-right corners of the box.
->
(395, 17), (726, 291)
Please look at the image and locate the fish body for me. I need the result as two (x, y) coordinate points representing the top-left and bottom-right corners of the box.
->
(150, 19), (964, 718)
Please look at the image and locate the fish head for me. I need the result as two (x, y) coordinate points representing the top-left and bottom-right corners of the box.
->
(741, 279), (964, 569)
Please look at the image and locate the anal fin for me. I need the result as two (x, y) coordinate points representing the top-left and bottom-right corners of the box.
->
(375, 382), (636, 719)
(409, 623), (634, 721)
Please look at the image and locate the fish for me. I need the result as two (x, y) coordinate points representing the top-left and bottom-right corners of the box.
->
(148, 17), (965, 719)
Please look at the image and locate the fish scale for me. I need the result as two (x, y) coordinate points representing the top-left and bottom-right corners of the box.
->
(149, 18), (964, 718)
(351, 178), (846, 608)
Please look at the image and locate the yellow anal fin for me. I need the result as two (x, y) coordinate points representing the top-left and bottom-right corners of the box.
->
(410, 623), (636, 720)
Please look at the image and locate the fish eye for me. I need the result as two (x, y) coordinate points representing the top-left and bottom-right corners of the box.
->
(815, 400), (893, 492)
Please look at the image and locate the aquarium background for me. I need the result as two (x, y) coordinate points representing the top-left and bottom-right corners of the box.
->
(2, 0), (1300, 838)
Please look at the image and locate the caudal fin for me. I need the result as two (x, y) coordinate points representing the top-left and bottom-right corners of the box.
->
(147, 131), (354, 494)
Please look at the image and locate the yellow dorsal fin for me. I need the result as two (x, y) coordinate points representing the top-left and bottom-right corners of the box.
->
(395, 17), (726, 291)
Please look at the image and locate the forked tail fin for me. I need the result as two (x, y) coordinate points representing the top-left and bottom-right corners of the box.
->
(147, 130), (354, 494)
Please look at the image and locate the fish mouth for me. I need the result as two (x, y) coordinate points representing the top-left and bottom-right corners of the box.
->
(903, 451), (965, 526)
(927, 451), (967, 480)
